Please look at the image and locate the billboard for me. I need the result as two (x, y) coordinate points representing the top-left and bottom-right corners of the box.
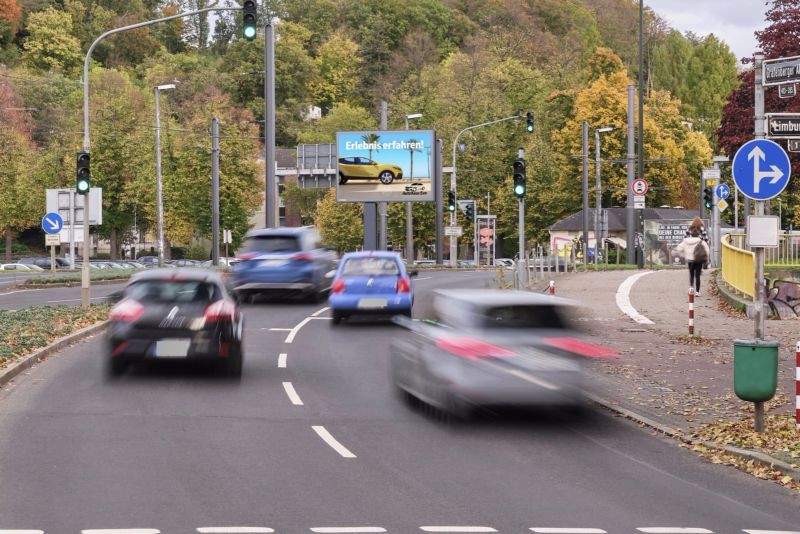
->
(336, 130), (435, 202)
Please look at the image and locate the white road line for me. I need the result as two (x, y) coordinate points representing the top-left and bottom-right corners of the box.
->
(82, 530), (161, 534)
(46, 296), (109, 303)
(285, 317), (313, 343)
(266, 327), (292, 331)
(531, 529), (607, 533)
(312, 425), (357, 458)
(0, 288), (45, 296)
(311, 306), (330, 317)
(197, 528), (275, 533)
(420, 528), (497, 533)
(615, 271), (655, 325)
(283, 381), (304, 405)
(416, 276), (433, 280)
(743, 531), (800, 534)
(278, 353), (288, 368)
(0, 530), (45, 534)
(636, 529), (712, 534)
(310, 528), (386, 533)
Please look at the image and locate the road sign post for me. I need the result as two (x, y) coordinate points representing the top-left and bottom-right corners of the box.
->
(42, 213), (64, 273)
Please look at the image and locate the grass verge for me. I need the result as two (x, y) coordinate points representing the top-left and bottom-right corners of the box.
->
(0, 303), (111, 369)
(22, 269), (133, 285)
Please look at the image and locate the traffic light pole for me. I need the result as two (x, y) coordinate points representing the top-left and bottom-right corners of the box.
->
(450, 113), (524, 267)
(517, 147), (527, 287)
(79, 5), (243, 307)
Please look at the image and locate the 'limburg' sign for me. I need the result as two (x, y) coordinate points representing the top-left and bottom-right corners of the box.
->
(763, 55), (800, 86)
(766, 113), (800, 137)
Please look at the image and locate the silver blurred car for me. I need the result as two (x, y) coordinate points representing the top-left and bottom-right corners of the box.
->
(390, 289), (617, 419)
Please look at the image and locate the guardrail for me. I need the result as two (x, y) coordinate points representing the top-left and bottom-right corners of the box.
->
(721, 233), (755, 298)
(726, 232), (800, 265)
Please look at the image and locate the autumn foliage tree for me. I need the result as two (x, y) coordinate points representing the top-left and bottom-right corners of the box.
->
(717, 0), (800, 227)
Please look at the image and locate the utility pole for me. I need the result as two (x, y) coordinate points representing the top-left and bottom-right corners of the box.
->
(404, 113), (423, 262)
(211, 117), (220, 266)
(637, 0), (645, 269)
(379, 101), (388, 250)
(265, 20), (277, 228)
(582, 121), (589, 256)
(434, 138), (443, 264)
(626, 84), (636, 261)
(154, 83), (175, 268)
(595, 127), (613, 264)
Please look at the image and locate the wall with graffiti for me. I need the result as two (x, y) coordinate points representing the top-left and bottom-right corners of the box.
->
(766, 273), (800, 318)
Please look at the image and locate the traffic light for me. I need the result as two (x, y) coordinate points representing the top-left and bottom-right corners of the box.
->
(448, 190), (456, 212)
(702, 187), (713, 210)
(526, 111), (534, 133)
(465, 202), (474, 222)
(513, 158), (526, 198)
(242, 0), (257, 41)
(76, 151), (90, 195)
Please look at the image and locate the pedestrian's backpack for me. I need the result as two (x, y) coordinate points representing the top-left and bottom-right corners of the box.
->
(693, 240), (708, 262)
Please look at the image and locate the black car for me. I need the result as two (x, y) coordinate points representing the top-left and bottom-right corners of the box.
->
(18, 256), (70, 269)
(107, 269), (244, 377)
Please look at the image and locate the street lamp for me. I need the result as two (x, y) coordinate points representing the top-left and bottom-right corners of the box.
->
(404, 113), (423, 263)
(595, 126), (614, 265)
(154, 82), (176, 268)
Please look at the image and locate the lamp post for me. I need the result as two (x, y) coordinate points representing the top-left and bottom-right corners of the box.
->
(154, 83), (176, 268)
(404, 113), (423, 263)
(594, 126), (614, 264)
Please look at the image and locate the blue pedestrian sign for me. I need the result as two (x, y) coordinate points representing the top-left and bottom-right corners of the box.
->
(41, 212), (63, 234)
(732, 139), (791, 201)
(715, 183), (730, 201)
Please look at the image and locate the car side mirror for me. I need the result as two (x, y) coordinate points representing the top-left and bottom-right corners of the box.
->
(409, 270), (419, 277)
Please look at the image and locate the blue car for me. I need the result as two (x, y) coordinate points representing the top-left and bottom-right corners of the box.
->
(231, 227), (338, 302)
(328, 251), (417, 324)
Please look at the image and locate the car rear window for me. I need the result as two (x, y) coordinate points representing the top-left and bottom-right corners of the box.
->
(127, 280), (221, 303)
(242, 235), (300, 253)
(480, 305), (567, 329)
(342, 257), (400, 276)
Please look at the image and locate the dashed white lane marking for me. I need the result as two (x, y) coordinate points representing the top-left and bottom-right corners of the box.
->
(743, 531), (800, 534)
(615, 271), (655, 325)
(420, 528), (497, 533)
(266, 327), (292, 331)
(310, 528), (386, 533)
(636, 529), (712, 534)
(311, 306), (330, 317)
(278, 353), (288, 368)
(0, 530), (45, 534)
(312, 425), (357, 458)
(531, 530), (607, 533)
(416, 276), (433, 280)
(197, 528), (275, 533)
(282, 381), (304, 405)
(82, 530), (161, 534)
(197, 527), (275, 534)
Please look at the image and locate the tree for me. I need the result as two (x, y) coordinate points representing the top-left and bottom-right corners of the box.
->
(283, 180), (327, 225)
(315, 189), (363, 253)
(310, 31), (361, 110)
(22, 7), (82, 74)
(293, 102), (377, 144)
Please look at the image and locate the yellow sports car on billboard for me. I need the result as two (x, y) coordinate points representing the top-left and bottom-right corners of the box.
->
(338, 157), (403, 185)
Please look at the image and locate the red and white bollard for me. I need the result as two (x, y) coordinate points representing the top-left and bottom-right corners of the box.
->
(688, 288), (695, 336)
(549, 280), (555, 295)
(796, 341), (799, 430)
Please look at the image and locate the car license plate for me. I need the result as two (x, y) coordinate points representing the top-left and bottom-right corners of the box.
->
(261, 259), (288, 267)
(357, 298), (387, 309)
(155, 339), (191, 358)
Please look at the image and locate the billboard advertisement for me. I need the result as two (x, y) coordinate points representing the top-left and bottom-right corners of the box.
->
(336, 130), (435, 202)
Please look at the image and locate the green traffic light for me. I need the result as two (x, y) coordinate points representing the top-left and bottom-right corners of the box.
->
(244, 26), (256, 39)
(77, 179), (90, 194)
(514, 185), (525, 195)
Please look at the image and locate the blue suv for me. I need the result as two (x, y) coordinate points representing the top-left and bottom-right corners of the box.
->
(231, 227), (337, 302)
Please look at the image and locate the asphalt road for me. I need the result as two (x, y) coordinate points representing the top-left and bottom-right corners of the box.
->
(0, 281), (125, 310)
(1, 270), (799, 533)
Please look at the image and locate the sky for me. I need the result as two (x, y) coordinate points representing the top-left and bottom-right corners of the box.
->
(646, 0), (768, 62)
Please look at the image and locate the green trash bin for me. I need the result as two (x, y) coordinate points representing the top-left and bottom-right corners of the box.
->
(733, 339), (779, 402)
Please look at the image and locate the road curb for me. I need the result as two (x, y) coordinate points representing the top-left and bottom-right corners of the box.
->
(0, 320), (108, 388)
(587, 392), (800, 482)
(15, 278), (129, 290)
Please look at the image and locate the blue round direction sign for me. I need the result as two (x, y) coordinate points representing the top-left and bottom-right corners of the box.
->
(732, 139), (791, 201)
(41, 212), (63, 235)
(715, 183), (730, 201)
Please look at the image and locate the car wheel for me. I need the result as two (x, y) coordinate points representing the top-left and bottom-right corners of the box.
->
(331, 311), (343, 325)
(107, 357), (126, 378)
(378, 170), (395, 184)
(225, 343), (243, 378)
(402, 308), (412, 319)
(339, 173), (348, 185)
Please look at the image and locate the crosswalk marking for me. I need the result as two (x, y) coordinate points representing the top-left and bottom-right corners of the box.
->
(637, 529), (713, 534)
(420, 528), (498, 533)
(530, 530), (607, 533)
(310, 528), (386, 533)
(197, 528), (275, 533)
(0, 530), (45, 534)
(81, 530), (160, 534)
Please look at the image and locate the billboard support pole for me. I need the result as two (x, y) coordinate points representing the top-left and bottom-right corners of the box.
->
(435, 138), (443, 264)
(378, 101), (388, 251)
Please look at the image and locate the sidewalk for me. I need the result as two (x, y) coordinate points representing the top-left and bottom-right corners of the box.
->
(534, 268), (798, 470)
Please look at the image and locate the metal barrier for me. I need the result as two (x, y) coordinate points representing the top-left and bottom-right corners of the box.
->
(727, 232), (800, 265)
(721, 233), (755, 299)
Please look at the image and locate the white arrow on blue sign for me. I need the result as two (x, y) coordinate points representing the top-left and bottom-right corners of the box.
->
(715, 183), (730, 200)
(41, 212), (63, 234)
(732, 139), (791, 201)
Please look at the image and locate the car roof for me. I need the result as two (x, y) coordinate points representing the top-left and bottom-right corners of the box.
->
(129, 268), (224, 284)
(341, 251), (403, 260)
(245, 226), (314, 238)
(434, 289), (577, 308)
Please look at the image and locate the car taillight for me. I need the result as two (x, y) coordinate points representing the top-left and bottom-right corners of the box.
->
(204, 300), (236, 321)
(543, 337), (620, 359)
(435, 337), (515, 359)
(109, 299), (144, 322)
(291, 252), (312, 262)
(238, 252), (259, 261)
(396, 278), (410, 293)
(332, 279), (345, 293)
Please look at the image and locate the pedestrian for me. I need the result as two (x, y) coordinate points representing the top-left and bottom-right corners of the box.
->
(675, 222), (710, 296)
(685, 216), (709, 242)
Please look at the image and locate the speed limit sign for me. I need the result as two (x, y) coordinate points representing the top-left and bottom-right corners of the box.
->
(632, 178), (649, 195)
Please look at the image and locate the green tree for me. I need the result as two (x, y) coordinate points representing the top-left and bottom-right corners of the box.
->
(22, 7), (83, 74)
(283, 180), (327, 225)
(311, 31), (361, 110)
(315, 189), (363, 253)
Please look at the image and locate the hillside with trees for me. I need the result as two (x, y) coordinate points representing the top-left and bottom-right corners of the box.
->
(0, 0), (746, 258)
